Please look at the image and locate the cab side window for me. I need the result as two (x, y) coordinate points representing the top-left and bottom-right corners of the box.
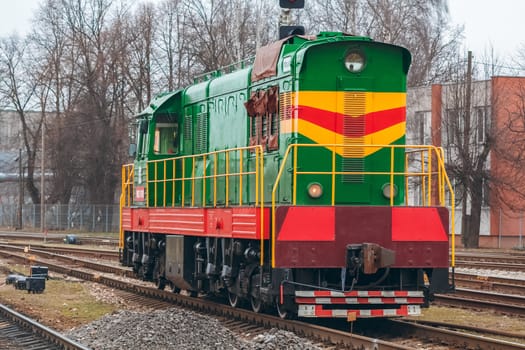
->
(154, 123), (179, 154)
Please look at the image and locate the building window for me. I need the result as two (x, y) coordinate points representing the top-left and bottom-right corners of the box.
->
(415, 111), (431, 145)
(444, 108), (465, 146)
(475, 106), (490, 144)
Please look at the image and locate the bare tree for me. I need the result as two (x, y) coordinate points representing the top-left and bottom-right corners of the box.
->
(303, 0), (462, 86)
(155, 0), (189, 90)
(57, 0), (127, 204)
(0, 35), (44, 205)
(439, 51), (525, 247)
(124, 3), (155, 111)
(183, 0), (276, 74)
(31, 0), (84, 206)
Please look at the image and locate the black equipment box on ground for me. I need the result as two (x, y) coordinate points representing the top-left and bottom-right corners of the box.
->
(14, 277), (27, 290)
(26, 277), (46, 293)
(30, 266), (49, 279)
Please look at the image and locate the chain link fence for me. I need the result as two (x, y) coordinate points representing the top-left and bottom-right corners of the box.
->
(0, 204), (119, 233)
(2, 203), (523, 248)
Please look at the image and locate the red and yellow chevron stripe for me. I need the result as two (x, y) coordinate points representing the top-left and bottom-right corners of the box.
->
(280, 91), (406, 157)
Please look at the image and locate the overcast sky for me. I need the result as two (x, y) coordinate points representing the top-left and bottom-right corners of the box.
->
(0, 0), (523, 59)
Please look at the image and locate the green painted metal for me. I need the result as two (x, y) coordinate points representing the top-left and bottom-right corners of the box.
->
(130, 32), (410, 208)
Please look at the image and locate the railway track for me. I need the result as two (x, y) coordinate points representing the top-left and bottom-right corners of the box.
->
(1, 246), (524, 349)
(455, 251), (525, 272)
(1, 242), (119, 260)
(383, 319), (525, 350)
(5, 243), (525, 316)
(0, 231), (118, 246)
(456, 251), (525, 264)
(454, 271), (525, 294)
(434, 288), (525, 316)
(0, 303), (89, 350)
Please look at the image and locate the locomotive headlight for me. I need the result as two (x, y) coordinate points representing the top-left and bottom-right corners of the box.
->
(344, 51), (365, 73)
(307, 183), (323, 199)
(382, 183), (398, 199)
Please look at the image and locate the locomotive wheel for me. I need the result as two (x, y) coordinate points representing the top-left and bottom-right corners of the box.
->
(156, 277), (166, 290)
(228, 292), (240, 308)
(275, 297), (289, 319)
(171, 283), (181, 294)
(250, 296), (263, 313)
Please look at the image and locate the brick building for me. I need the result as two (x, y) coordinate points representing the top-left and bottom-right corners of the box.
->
(407, 76), (525, 248)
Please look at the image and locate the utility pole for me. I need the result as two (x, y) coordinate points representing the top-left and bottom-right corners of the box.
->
(41, 117), (46, 239)
(17, 148), (22, 230)
(461, 51), (473, 245)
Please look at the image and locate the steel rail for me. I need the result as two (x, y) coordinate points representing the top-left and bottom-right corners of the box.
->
(0, 303), (90, 350)
(2, 246), (523, 349)
(389, 320), (525, 350)
(0, 247), (416, 349)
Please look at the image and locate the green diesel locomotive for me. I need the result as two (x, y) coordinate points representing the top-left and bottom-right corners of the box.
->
(120, 32), (455, 319)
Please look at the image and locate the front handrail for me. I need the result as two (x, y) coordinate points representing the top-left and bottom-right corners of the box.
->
(271, 144), (455, 268)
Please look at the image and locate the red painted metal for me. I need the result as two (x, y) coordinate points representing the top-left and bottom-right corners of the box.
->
(276, 206), (335, 241)
(122, 207), (269, 239)
(392, 207), (448, 242)
(299, 304), (417, 318)
(295, 297), (424, 304)
(274, 206), (449, 268)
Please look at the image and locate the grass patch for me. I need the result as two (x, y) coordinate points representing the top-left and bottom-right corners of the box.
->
(407, 305), (525, 334)
(0, 265), (117, 330)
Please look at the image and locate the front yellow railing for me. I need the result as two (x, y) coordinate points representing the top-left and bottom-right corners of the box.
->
(271, 144), (456, 268)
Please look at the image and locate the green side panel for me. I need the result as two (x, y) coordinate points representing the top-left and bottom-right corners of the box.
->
(207, 68), (251, 152)
(131, 33), (412, 210)
(147, 158), (183, 207)
(139, 90), (182, 116)
(184, 80), (209, 105)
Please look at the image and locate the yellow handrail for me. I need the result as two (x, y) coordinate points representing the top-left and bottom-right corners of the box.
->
(270, 144), (455, 268)
(121, 143), (456, 271)
(119, 164), (134, 249)
(145, 146), (264, 208)
(121, 146), (266, 260)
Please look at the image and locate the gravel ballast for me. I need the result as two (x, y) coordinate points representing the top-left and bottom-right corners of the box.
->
(66, 308), (323, 350)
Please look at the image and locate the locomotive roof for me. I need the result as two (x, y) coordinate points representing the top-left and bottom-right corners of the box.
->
(135, 32), (411, 117)
(134, 90), (182, 118)
(252, 32), (410, 82)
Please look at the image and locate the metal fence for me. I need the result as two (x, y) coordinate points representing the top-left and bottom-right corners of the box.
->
(452, 206), (525, 249)
(0, 204), (119, 233)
